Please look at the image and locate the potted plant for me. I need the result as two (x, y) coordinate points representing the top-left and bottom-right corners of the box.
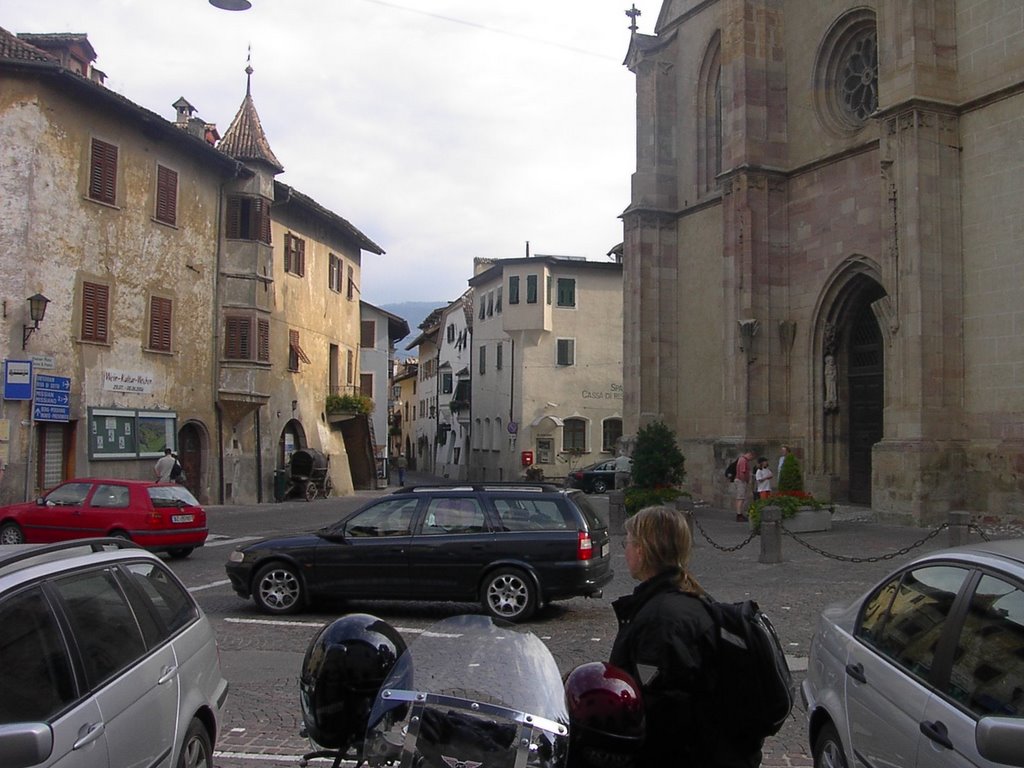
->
(752, 453), (831, 532)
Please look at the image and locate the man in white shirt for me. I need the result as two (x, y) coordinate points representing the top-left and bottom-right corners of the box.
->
(154, 448), (176, 483)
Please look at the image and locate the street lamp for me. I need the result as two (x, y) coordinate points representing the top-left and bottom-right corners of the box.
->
(209, 0), (252, 9)
(22, 293), (50, 350)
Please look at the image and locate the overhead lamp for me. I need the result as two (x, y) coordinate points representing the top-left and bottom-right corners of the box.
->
(22, 293), (50, 350)
(209, 0), (252, 10)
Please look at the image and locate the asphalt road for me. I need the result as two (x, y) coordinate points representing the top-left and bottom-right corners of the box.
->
(170, 485), (998, 768)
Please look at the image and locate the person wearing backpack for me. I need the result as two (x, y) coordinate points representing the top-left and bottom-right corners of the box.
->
(610, 506), (762, 768)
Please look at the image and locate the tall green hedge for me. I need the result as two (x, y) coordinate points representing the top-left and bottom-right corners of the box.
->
(630, 420), (685, 488)
(778, 453), (804, 492)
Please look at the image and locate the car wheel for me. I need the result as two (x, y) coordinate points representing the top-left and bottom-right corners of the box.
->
(0, 522), (24, 545)
(177, 717), (212, 768)
(109, 530), (131, 541)
(168, 547), (195, 559)
(592, 479), (608, 494)
(253, 562), (305, 614)
(481, 567), (537, 622)
(813, 722), (848, 768)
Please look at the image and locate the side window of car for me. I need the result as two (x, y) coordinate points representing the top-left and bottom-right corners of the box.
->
(45, 482), (93, 506)
(421, 498), (486, 535)
(492, 499), (568, 531)
(0, 587), (76, 724)
(944, 574), (1024, 717)
(120, 562), (198, 645)
(856, 565), (970, 682)
(91, 484), (131, 508)
(52, 568), (147, 688)
(345, 498), (419, 537)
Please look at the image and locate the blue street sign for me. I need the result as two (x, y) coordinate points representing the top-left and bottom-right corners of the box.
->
(4, 360), (33, 400)
(34, 374), (71, 422)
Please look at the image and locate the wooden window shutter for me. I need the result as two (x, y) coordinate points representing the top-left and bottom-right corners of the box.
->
(257, 198), (271, 244)
(225, 316), (251, 359)
(226, 196), (242, 239)
(149, 296), (172, 351)
(297, 238), (305, 276)
(257, 318), (270, 361)
(81, 281), (109, 343)
(283, 233), (293, 273)
(155, 165), (178, 225)
(89, 138), (117, 205)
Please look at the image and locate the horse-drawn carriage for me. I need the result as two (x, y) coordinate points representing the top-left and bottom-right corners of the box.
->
(282, 448), (332, 501)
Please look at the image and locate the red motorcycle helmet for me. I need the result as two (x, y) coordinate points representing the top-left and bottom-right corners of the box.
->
(564, 662), (645, 768)
(299, 613), (407, 753)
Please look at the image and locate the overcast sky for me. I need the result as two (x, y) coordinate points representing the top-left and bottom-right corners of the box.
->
(5, 0), (644, 306)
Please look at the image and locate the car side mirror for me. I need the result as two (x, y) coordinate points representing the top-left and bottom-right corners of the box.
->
(0, 722), (54, 768)
(977, 716), (1024, 766)
(35, 498), (45, 506)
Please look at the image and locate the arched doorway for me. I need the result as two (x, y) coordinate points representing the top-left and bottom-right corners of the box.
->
(177, 422), (206, 502)
(847, 301), (884, 503)
(279, 420), (307, 467)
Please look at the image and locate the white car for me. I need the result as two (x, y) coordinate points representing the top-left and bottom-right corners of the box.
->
(802, 539), (1024, 768)
(0, 539), (228, 768)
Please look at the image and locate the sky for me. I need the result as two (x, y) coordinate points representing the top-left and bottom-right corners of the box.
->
(3, 0), (645, 306)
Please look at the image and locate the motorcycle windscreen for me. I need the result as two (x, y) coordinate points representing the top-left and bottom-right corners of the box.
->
(364, 614), (569, 768)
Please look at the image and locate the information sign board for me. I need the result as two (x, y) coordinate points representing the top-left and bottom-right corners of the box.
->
(33, 374), (71, 422)
(3, 360), (32, 400)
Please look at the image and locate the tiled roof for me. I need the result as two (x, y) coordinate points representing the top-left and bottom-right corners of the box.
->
(218, 89), (284, 173)
(17, 32), (96, 61)
(274, 182), (384, 255)
(0, 27), (57, 63)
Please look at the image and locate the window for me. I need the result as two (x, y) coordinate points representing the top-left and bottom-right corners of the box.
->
(478, 345), (486, 375)
(421, 498), (487, 535)
(226, 195), (272, 243)
(556, 278), (576, 307)
(855, 565), (969, 683)
(346, 349), (354, 383)
(361, 320), (376, 348)
(360, 373), (373, 398)
(154, 164), (178, 225)
(328, 254), (342, 292)
(556, 338), (575, 366)
(284, 233), (306, 276)
(698, 33), (723, 194)
(479, 299), (486, 320)
(90, 484), (130, 508)
(487, 292), (494, 317)
(148, 295), (172, 352)
(546, 275), (553, 305)
(508, 275), (520, 305)
(602, 418), (623, 452)
(346, 265), (356, 300)
(496, 343), (503, 371)
(122, 562), (197, 637)
(257, 318), (270, 361)
(343, 498), (418, 537)
(81, 281), (109, 343)
(563, 417), (586, 452)
(441, 372), (453, 394)
(496, 286), (503, 314)
(815, 9), (878, 134)
(447, 324), (455, 343)
(493, 499), (568, 531)
(527, 274), (538, 304)
(225, 316), (251, 359)
(88, 137), (117, 205)
(288, 329), (310, 371)
(46, 482), (91, 505)
(0, 588), (75, 725)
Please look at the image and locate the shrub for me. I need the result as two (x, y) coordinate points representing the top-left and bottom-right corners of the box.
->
(630, 421), (685, 488)
(777, 453), (804, 492)
(326, 394), (374, 415)
(624, 486), (686, 516)
(748, 493), (823, 530)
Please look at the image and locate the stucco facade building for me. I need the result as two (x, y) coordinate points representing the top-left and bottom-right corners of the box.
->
(623, 1), (1024, 523)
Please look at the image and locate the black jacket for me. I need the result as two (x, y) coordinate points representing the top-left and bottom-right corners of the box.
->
(610, 570), (760, 767)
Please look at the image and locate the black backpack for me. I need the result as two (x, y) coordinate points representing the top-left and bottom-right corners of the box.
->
(724, 458), (738, 481)
(170, 461), (183, 481)
(702, 597), (793, 741)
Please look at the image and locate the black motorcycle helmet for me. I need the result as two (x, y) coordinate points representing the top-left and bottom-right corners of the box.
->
(299, 613), (407, 754)
(564, 662), (645, 768)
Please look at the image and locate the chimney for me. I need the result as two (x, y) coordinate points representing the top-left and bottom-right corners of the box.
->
(172, 97), (196, 127)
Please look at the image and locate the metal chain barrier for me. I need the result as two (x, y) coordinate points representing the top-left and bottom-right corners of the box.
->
(691, 514), (758, 552)
(780, 522), (949, 563)
(968, 523), (992, 542)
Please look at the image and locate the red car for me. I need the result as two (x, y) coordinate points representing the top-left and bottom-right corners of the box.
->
(0, 478), (208, 558)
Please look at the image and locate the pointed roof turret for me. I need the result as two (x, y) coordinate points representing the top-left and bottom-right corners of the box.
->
(218, 62), (284, 173)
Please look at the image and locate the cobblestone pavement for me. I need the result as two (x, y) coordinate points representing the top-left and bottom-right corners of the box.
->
(203, 481), (1020, 767)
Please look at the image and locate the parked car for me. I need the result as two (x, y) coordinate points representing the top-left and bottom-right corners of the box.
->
(803, 539), (1024, 768)
(0, 478), (207, 558)
(0, 538), (229, 768)
(565, 458), (630, 494)
(226, 483), (613, 622)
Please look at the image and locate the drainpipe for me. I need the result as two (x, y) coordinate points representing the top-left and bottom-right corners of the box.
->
(254, 407), (263, 502)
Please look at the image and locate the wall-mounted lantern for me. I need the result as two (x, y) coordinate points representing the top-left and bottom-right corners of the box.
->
(22, 293), (50, 350)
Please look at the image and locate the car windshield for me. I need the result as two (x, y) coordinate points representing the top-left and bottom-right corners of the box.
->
(148, 486), (200, 507)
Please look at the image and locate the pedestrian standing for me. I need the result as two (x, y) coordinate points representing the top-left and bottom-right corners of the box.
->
(396, 453), (408, 486)
(610, 506), (761, 767)
(153, 448), (175, 483)
(755, 456), (774, 499)
(777, 444), (790, 478)
(734, 449), (754, 521)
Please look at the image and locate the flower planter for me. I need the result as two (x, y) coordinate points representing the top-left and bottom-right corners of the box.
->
(783, 506), (832, 533)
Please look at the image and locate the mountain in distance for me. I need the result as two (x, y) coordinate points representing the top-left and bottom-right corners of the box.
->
(380, 300), (447, 359)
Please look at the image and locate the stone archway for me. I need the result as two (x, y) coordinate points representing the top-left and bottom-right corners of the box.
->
(278, 420), (307, 467)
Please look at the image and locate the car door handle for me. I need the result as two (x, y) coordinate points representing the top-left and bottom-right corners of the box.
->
(920, 720), (953, 749)
(845, 663), (866, 683)
(73, 722), (105, 750)
(158, 664), (178, 684)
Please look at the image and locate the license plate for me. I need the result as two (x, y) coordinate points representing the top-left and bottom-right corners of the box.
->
(172, 514), (194, 524)
(601, 542), (610, 558)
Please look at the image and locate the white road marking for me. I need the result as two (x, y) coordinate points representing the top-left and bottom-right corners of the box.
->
(188, 579), (232, 593)
(203, 535), (262, 547)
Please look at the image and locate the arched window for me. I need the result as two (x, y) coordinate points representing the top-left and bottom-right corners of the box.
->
(563, 418), (587, 453)
(697, 32), (722, 195)
(814, 10), (878, 135)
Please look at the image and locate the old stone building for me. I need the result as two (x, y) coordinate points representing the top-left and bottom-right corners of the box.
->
(623, 1), (1024, 522)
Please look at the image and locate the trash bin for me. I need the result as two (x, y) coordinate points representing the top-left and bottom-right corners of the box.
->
(274, 469), (288, 502)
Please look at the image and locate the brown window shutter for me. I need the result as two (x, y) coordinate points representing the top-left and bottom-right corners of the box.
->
(82, 281), (109, 342)
(226, 197), (242, 239)
(149, 296), (172, 351)
(297, 238), (305, 276)
(89, 138), (117, 205)
(257, 318), (270, 361)
(225, 316), (252, 359)
(283, 233), (293, 273)
(257, 198), (272, 244)
(155, 165), (177, 225)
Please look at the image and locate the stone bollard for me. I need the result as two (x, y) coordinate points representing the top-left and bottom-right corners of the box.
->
(948, 510), (971, 548)
(608, 490), (626, 535)
(674, 497), (697, 546)
(759, 505), (783, 564)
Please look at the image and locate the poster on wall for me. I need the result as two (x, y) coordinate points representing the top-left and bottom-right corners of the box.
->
(89, 408), (176, 460)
